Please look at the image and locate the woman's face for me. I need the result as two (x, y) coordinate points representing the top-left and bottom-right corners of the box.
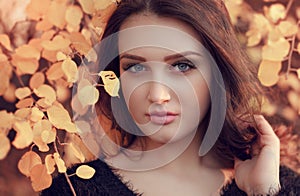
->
(118, 14), (211, 146)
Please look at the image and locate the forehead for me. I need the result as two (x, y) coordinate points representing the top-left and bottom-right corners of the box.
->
(118, 14), (204, 55)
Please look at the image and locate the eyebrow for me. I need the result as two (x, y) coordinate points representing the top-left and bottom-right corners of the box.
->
(119, 51), (202, 61)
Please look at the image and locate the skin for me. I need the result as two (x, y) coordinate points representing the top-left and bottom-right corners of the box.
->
(109, 13), (280, 195)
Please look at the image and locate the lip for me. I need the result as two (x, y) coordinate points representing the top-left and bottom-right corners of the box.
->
(146, 111), (178, 125)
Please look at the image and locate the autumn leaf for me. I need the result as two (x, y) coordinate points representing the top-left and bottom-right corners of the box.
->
(62, 58), (78, 83)
(53, 152), (67, 173)
(30, 107), (44, 122)
(265, 3), (286, 23)
(45, 1), (67, 29)
(33, 84), (56, 105)
(41, 35), (71, 51)
(99, 71), (120, 97)
(29, 72), (45, 90)
(12, 121), (34, 149)
(276, 21), (298, 37)
(0, 110), (14, 131)
(45, 154), (56, 174)
(258, 60), (282, 87)
(77, 79), (99, 107)
(15, 87), (32, 100)
(47, 105), (77, 133)
(65, 5), (83, 32)
(26, 0), (51, 20)
(262, 36), (290, 61)
(0, 133), (10, 160)
(78, 0), (95, 14)
(16, 98), (34, 109)
(30, 164), (52, 191)
(18, 151), (42, 177)
(68, 142), (85, 163)
(76, 165), (95, 179)
(0, 34), (12, 51)
(15, 44), (40, 60)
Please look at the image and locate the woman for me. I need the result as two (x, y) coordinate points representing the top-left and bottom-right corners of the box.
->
(42, 0), (300, 195)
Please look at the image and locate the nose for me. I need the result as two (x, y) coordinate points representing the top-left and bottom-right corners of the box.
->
(147, 82), (171, 104)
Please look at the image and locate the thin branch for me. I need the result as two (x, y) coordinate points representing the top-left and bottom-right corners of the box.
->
(285, 0), (295, 17)
(54, 139), (77, 196)
(286, 34), (296, 79)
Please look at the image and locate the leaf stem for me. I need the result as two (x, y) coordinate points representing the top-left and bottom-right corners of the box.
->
(285, 0), (294, 17)
(54, 139), (77, 196)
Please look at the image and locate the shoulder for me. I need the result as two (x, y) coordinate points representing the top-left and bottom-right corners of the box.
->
(41, 159), (138, 196)
(221, 165), (300, 195)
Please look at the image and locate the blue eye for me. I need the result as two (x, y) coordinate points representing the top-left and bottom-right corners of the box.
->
(124, 63), (146, 73)
(172, 61), (195, 72)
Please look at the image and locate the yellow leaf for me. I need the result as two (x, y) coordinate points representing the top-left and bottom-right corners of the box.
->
(30, 107), (44, 122)
(26, 0), (51, 20)
(0, 133), (10, 160)
(258, 60), (282, 87)
(41, 35), (71, 51)
(12, 55), (39, 75)
(0, 34), (12, 51)
(45, 154), (56, 174)
(246, 29), (262, 47)
(53, 152), (67, 173)
(99, 71), (120, 97)
(15, 45), (40, 60)
(0, 110), (14, 131)
(33, 84), (56, 105)
(29, 72), (45, 90)
(46, 1), (67, 29)
(276, 21), (298, 37)
(77, 79), (100, 107)
(30, 164), (52, 191)
(76, 165), (95, 179)
(78, 0), (95, 14)
(15, 87), (31, 100)
(69, 32), (91, 56)
(62, 58), (78, 83)
(267, 3), (286, 23)
(69, 142), (85, 163)
(14, 108), (31, 120)
(94, 0), (113, 10)
(56, 85), (71, 103)
(56, 51), (67, 61)
(12, 121), (34, 149)
(47, 105), (77, 133)
(262, 37), (290, 61)
(65, 5), (83, 31)
(18, 151), (42, 177)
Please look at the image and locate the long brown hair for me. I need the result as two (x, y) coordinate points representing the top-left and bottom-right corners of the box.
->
(96, 0), (263, 163)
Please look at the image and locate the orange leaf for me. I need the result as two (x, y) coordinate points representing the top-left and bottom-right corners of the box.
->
(45, 154), (56, 174)
(47, 105), (77, 133)
(68, 142), (85, 163)
(0, 67), (10, 96)
(69, 32), (91, 56)
(56, 84), (71, 103)
(30, 107), (44, 122)
(16, 98), (34, 109)
(41, 35), (71, 51)
(53, 152), (67, 173)
(0, 34), (12, 51)
(30, 164), (52, 191)
(33, 84), (56, 105)
(0, 110), (14, 131)
(45, 1), (67, 29)
(36, 18), (53, 31)
(99, 71), (120, 97)
(71, 94), (89, 115)
(14, 108), (31, 120)
(12, 55), (39, 75)
(29, 72), (45, 90)
(258, 60), (282, 87)
(262, 37), (290, 61)
(76, 165), (95, 179)
(56, 51), (67, 61)
(62, 58), (78, 83)
(0, 133), (10, 160)
(94, 0), (113, 10)
(78, 0), (95, 14)
(18, 151), (42, 177)
(46, 62), (64, 80)
(12, 121), (34, 149)
(65, 5), (83, 32)
(3, 83), (16, 103)
(26, 0), (51, 20)
(15, 45), (40, 60)
(15, 87), (31, 100)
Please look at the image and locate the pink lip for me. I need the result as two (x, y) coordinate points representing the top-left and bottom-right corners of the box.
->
(146, 111), (178, 125)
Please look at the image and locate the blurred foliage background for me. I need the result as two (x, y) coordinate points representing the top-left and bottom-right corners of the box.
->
(0, 0), (299, 195)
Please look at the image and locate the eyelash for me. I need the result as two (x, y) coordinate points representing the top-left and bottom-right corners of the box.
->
(123, 60), (196, 73)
